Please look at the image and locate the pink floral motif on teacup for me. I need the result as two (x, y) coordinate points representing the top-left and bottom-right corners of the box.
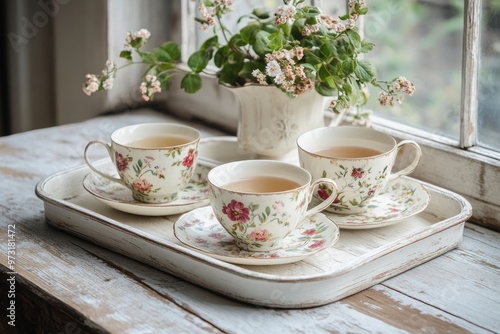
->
(298, 126), (422, 214)
(208, 160), (339, 251)
(84, 123), (200, 204)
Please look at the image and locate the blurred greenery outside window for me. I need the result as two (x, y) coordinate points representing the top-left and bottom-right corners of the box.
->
(192, 0), (499, 154)
(360, 0), (499, 154)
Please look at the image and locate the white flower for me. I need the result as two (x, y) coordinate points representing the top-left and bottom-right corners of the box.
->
(146, 74), (157, 82)
(139, 82), (147, 95)
(103, 77), (114, 90)
(83, 74), (100, 95)
(134, 29), (151, 40)
(266, 60), (282, 77)
(274, 73), (286, 85)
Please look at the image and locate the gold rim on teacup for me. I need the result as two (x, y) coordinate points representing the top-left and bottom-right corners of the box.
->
(297, 126), (422, 215)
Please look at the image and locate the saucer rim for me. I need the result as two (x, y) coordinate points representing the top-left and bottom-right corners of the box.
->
(82, 163), (210, 216)
(326, 177), (431, 229)
(173, 206), (340, 266)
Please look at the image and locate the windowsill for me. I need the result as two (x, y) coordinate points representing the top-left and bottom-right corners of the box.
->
(371, 117), (500, 232)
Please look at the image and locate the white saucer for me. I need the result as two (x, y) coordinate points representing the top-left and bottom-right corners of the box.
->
(173, 206), (340, 266)
(82, 160), (211, 216)
(197, 136), (254, 167)
(324, 177), (431, 229)
(197, 136), (300, 165)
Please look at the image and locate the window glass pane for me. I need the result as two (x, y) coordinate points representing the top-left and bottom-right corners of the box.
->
(478, 0), (500, 152)
(362, 0), (464, 141)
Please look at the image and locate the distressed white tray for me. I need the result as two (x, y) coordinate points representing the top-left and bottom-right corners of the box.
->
(35, 160), (472, 308)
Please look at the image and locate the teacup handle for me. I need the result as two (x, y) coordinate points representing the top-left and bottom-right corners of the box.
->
(304, 178), (338, 217)
(387, 140), (422, 183)
(84, 140), (125, 185)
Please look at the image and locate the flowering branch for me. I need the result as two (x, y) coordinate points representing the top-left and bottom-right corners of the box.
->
(83, 0), (415, 113)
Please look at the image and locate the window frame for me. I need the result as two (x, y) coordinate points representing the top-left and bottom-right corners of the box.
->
(164, 0), (500, 231)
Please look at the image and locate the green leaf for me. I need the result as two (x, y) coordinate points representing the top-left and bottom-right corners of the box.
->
(304, 6), (322, 16)
(200, 36), (218, 51)
(141, 52), (155, 64)
(252, 30), (271, 57)
(316, 81), (338, 97)
(180, 73), (202, 94)
(265, 206), (271, 216)
(158, 73), (173, 90)
(354, 60), (376, 82)
(320, 42), (336, 59)
(302, 62), (317, 73)
(360, 40), (375, 53)
(303, 49), (323, 66)
(230, 34), (247, 47)
(346, 29), (361, 50)
(291, 17), (306, 40)
(119, 50), (132, 61)
(157, 62), (177, 73)
(349, 80), (363, 103)
(187, 50), (212, 73)
(341, 59), (356, 76)
(342, 83), (354, 101)
(357, 6), (369, 15)
(218, 64), (240, 85)
(267, 31), (286, 51)
(240, 24), (259, 44)
(160, 41), (181, 61)
(318, 64), (336, 84)
(252, 8), (270, 19)
(214, 45), (229, 68)
(239, 61), (265, 80)
(152, 48), (173, 63)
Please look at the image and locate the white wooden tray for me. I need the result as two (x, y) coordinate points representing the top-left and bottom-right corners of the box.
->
(35, 159), (472, 308)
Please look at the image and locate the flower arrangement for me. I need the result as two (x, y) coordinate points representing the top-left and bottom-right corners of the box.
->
(83, 0), (414, 115)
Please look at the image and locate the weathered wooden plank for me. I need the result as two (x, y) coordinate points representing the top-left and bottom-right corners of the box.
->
(1, 203), (223, 333)
(0, 109), (229, 333)
(1, 109), (499, 333)
(382, 223), (500, 333)
(62, 231), (489, 334)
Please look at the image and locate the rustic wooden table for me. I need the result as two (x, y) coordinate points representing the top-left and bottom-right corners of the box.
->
(1, 109), (499, 333)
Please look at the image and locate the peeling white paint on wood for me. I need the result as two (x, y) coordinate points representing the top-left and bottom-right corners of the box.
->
(1, 109), (499, 333)
(36, 156), (473, 308)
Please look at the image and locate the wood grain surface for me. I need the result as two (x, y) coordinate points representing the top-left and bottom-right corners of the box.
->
(1, 109), (499, 333)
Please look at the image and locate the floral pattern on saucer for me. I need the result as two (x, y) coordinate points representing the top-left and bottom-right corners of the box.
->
(173, 206), (340, 265)
(324, 177), (430, 229)
(82, 160), (210, 216)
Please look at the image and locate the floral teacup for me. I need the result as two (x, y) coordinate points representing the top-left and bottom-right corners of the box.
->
(207, 160), (338, 251)
(297, 126), (422, 214)
(84, 123), (200, 204)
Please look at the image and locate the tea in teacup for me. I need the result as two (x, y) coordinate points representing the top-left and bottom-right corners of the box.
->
(223, 176), (301, 193)
(297, 126), (422, 214)
(207, 160), (338, 251)
(316, 146), (382, 159)
(127, 135), (191, 148)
